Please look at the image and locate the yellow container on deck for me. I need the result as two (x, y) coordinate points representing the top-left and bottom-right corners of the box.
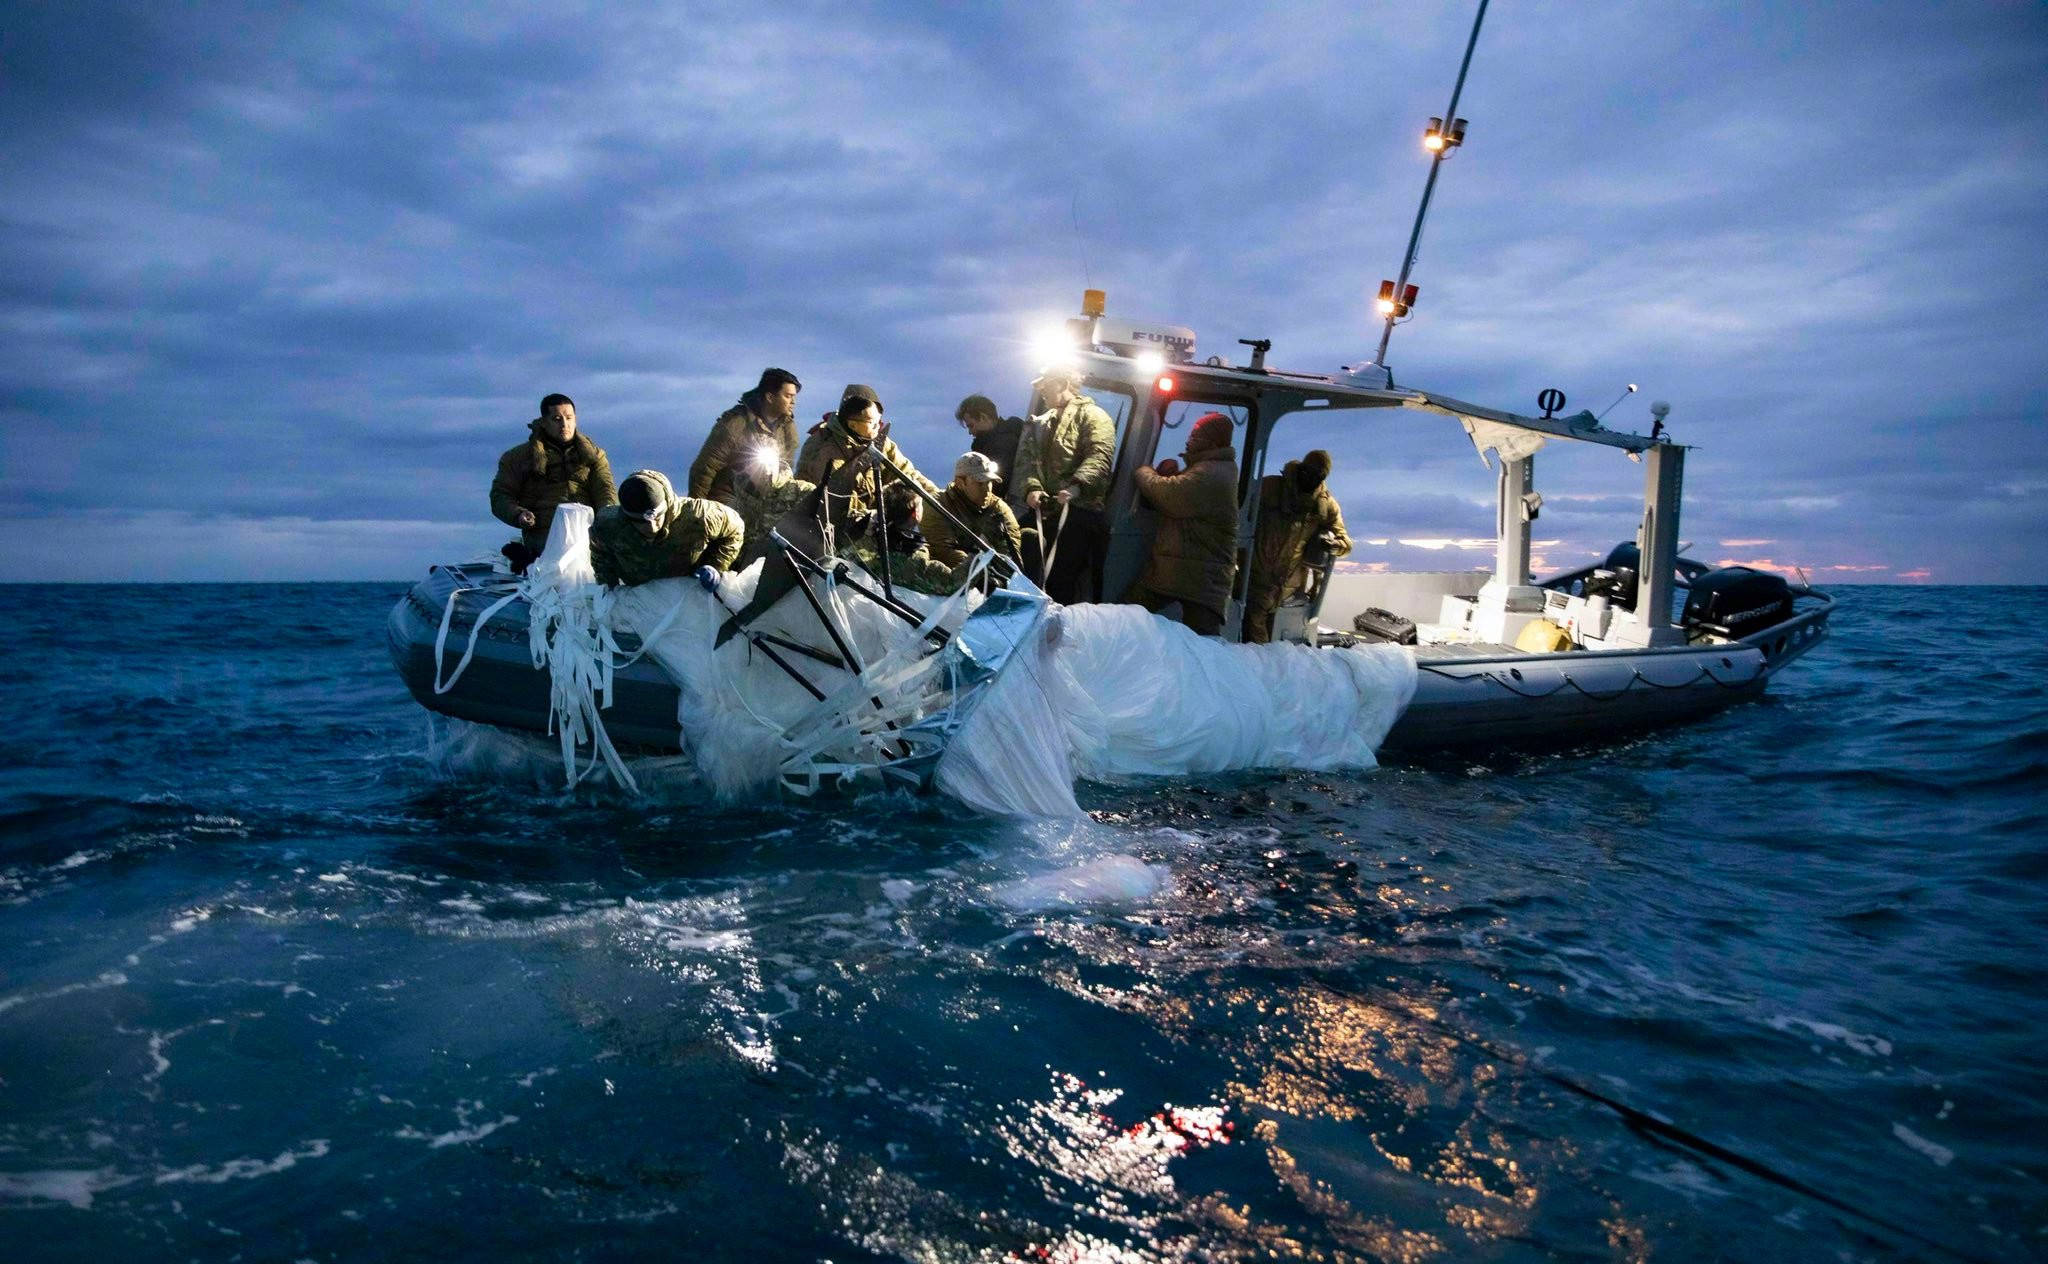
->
(1514, 618), (1574, 653)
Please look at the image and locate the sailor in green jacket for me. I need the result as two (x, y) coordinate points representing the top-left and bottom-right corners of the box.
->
(491, 393), (617, 567)
(843, 483), (972, 597)
(728, 451), (817, 572)
(1015, 367), (1116, 603)
(590, 470), (744, 589)
(923, 452), (1022, 568)
(687, 367), (802, 506)
(794, 384), (939, 529)
(1123, 412), (1241, 637)
(1244, 449), (1352, 643)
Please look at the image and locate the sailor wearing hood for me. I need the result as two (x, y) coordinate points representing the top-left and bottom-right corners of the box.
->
(590, 469), (744, 588)
(1123, 411), (1241, 637)
(491, 393), (618, 562)
(688, 368), (802, 506)
(1244, 450), (1353, 643)
(794, 385), (940, 530)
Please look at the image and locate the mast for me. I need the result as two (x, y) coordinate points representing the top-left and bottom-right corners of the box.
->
(1372, 0), (1490, 370)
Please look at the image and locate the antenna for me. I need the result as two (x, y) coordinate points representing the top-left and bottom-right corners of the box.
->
(1596, 383), (1638, 421)
(1371, 0), (1490, 371)
(1071, 193), (1091, 288)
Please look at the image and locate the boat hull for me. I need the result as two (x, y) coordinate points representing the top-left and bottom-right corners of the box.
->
(387, 565), (683, 751)
(389, 565), (1827, 760)
(1382, 642), (1768, 752)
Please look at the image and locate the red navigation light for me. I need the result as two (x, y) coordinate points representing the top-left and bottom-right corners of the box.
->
(1156, 374), (1176, 394)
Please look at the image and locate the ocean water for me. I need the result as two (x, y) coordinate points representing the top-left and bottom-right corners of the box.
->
(0, 581), (2042, 1261)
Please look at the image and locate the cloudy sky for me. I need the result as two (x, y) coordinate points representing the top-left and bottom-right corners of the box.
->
(3, 1), (2043, 583)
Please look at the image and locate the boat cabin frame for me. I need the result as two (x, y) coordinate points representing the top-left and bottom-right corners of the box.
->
(1029, 345), (1692, 651)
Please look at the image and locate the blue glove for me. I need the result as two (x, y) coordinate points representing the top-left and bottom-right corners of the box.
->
(694, 565), (720, 592)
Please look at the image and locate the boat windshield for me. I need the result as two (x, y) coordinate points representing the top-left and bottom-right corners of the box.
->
(1147, 397), (1252, 473)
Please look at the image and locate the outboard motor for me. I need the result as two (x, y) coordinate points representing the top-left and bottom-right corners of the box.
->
(1683, 567), (1794, 640)
(1580, 541), (1639, 609)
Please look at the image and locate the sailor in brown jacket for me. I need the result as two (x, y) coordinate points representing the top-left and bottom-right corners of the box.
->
(1122, 412), (1241, 636)
(794, 384), (939, 532)
(923, 451), (1022, 568)
(1244, 449), (1352, 643)
(490, 393), (617, 568)
(687, 368), (802, 506)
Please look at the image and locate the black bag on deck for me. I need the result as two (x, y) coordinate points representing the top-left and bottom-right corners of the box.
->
(1353, 607), (1417, 645)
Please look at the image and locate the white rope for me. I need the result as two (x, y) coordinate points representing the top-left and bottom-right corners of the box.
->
(432, 580), (524, 696)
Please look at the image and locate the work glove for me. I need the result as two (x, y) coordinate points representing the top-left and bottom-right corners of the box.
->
(694, 565), (720, 592)
(1154, 458), (1182, 477)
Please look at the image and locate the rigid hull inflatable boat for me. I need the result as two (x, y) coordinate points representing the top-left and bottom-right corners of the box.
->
(389, 312), (1832, 786)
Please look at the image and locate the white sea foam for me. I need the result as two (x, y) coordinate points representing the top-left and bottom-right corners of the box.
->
(1628, 1159), (1730, 1200)
(0, 1167), (135, 1209)
(991, 855), (1168, 911)
(396, 1115), (518, 1148)
(0, 970), (128, 1016)
(1766, 1014), (1892, 1057)
(1891, 1122), (1954, 1167)
(154, 1139), (330, 1185)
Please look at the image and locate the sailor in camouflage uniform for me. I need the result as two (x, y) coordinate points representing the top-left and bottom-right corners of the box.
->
(843, 483), (971, 597)
(590, 469), (744, 588)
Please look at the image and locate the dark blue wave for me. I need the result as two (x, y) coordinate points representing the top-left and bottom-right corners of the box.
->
(0, 581), (2041, 1262)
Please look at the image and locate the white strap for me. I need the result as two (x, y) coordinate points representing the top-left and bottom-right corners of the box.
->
(432, 581), (524, 695)
(1038, 500), (1072, 585)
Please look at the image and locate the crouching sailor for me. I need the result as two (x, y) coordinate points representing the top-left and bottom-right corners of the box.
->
(491, 393), (617, 572)
(844, 483), (970, 597)
(923, 451), (1021, 567)
(591, 469), (744, 590)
